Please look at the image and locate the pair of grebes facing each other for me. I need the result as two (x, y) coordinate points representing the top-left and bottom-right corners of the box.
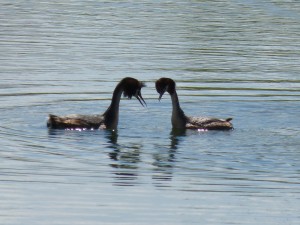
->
(47, 77), (233, 130)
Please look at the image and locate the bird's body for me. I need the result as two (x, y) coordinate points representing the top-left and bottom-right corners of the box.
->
(185, 116), (233, 130)
(47, 77), (146, 130)
(47, 114), (105, 130)
(156, 78), (233, 130)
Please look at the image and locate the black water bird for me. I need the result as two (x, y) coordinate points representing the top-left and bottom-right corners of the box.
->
(47, 77), (146, 130)
(155, 78), (233, 130)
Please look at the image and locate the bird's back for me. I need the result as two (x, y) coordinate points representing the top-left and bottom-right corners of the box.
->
(186, 116), (233, 130)
(47, 114), (105, 129)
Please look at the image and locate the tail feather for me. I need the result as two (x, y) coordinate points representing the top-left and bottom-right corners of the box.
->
(47, 114), (58, 128)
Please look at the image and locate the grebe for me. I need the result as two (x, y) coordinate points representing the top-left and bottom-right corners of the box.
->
(155, 78), (233, 130)
(47, 77), (146, 130)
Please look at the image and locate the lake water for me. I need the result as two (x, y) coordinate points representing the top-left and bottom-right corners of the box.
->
(1, 0), (300, 224)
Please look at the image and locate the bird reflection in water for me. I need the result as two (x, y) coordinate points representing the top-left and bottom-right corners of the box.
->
(170, 128), (186, 150)
(106, 130), (141, 186)
(152, 129), (185, 187)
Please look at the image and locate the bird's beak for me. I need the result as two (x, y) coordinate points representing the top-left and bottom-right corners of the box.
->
(158, 87), (167, 101)
(158, 92), (163, 101)
(135, 91), (147, 107)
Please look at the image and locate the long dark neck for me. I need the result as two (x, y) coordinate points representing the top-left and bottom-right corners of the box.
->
(170, 90), (186, 129)
(103, 82), (124, 129)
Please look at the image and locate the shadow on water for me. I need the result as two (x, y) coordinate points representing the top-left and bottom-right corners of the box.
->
(106, 130), (141, 186)
(47, 128), (61, 136)
(151, 129), (186, 187)
(47, 128), (142, 186)
(106, 128), (187, 187)
(170, 128), (186, 150)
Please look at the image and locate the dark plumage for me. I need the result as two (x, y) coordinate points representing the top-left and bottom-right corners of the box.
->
(155, 78), (233, 130)
(47, 77), (146, 130)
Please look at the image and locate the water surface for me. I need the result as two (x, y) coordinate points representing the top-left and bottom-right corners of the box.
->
(1, 1), (300, 224)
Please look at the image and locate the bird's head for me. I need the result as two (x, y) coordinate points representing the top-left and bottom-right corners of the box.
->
(122, 77), (147, 107)
(155, 77), (176, 100)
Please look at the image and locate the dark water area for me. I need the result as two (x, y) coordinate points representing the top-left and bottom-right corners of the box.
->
(1, 1), (300, 224)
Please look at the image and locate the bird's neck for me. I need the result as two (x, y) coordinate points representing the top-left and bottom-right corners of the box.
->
(170, 91), (186, 129)
(103, 82), (123, 129)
